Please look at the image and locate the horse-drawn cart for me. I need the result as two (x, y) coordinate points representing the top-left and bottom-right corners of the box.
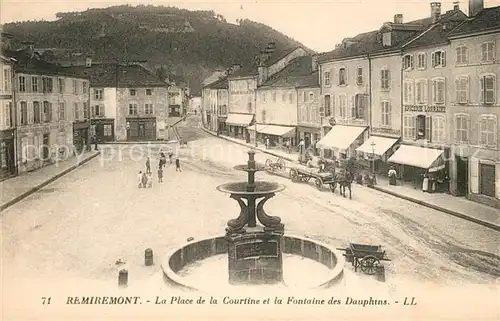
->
(265, 157), (286, 173)
(337, 243), (390, 275)
(288, 166), (337, 191)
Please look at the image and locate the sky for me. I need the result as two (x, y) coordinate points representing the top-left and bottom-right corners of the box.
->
(1, 0), (499, 52)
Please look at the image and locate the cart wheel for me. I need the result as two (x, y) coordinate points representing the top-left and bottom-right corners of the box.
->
(265, 159), (272, 168)
(315, 178), (323, 190)
(304, 176), (311, 182)
(277, 158), (285, 170)
(289, 169), (298, 182)
(360, 255), (380, 275)
(329, 182), (336, 192)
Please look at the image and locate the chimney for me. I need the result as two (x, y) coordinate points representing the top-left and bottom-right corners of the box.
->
(453, 1), (460, 11)
(85, 57), (92, 67)
(394, 14), (403, 24)
(468, 0), (483, 17)
(430, 2), (442, 23)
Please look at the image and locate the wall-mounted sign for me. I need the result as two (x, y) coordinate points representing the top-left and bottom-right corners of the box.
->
(404, 105), (446, 113)
(372, 127), (401, 136)
(235, 241), (278, 260)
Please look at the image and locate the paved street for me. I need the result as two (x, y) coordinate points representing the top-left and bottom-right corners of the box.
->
(1, 124), (499, 296)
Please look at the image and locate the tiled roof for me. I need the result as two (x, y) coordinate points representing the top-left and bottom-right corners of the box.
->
(317, 10), (463, 62)
(63, 63), (167, 87)
(228, 65), (259, 79)
(206, 77), (228, 89)
(259, 56), (318, 89)
(167, 74), (186, 84)
(449, 6), (500, 37)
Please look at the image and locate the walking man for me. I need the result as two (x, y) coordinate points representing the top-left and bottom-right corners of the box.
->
(158, 167), (163, 183)
(175, 158), (182, 172)
(145, 157), (151, 174)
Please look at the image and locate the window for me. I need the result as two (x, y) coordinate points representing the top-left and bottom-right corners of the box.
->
(455, 76), (469, 104)
(262, 92), (267, 103)
(324, 71), (331, 86)
(247, 101), (252, 112)
(20, 101), (28, 125)
(94, 89), (103, 100)
(82, 81), (88, 94)
(129, 89), (136, 96)
(432, 116), (445, 143)
(262, 109), (267, 123)
(145, 103), (154, 114)
(356, 67), (363, 85)
(18, 76), (26, 92)
(58, 102), (65, 121)
(431, 51), (446, 68)
(5, 102), (12, 128)
(415, 79), (428, 104)
(480, 75), (496, 104)
(402, 54), (413, 70)
(354, 94), (365, 119)
(104, 124), (112, 136)
(302, 92), (307, 102)
(403, 115), (416, 139)
(309, 92), (314, 102)
(456, 47), (468, 65)
(381, 69), (390, 90)
(128, 104), (138, 115)
(57, 78), (64, 93)
(338, 68), (347, 86)
(43, 101), (51, 123)
(479, 116), (497, 148)
(416, 115), (431, 140)
(481, 42), (495, 62)
(83, 102), (89, 119)
(146, 89), (152, 96)
(288, 92), (293, 104)
(403, 80), (414, 104)
(72, 80), (78, 94)
(272, 91), (276, 102)
(455, 114), (468, 144)
(33, 101), (41, 123)
(74, 103), (79, 120)
(339, 94), (347, 118)
(31, 76), (38, 92)
(381, 101), (390, 126)
(3, 68), (11, 92)
(324, 95), (331, 117)
(417, 53), (426, 69)
(432, 78), (446, 104)
(382, 32), (391, 46)
(281, 92), (286, 102)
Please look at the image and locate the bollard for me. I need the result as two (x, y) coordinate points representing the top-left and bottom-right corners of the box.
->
(145, 248), (154, 266)
(375, 266), (386, 282)
(118, 269), (128, 287)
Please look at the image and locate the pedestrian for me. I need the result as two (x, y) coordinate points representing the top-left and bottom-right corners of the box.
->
(175, 158), (182, 172)
(388, 166), (397, 186)
(168, 151), (174, 164)
(265, 137), (270, 149)
(159, 152), (166, 169)
(146, 172), (153, 188)
(158, 167), (163, 183)
(141, 172), (148, 188)
(137, 171), (143, 188)
(286, 140), (291, 153)
(145, 157), (151, 174)
(93, 135), (98, 151)
(422, 173), (429, 192)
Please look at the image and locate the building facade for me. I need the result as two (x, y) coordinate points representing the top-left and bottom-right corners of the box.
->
(297, 84), (321, 153)
(0, 55), (15, 179)
(448, 5), (500, 207)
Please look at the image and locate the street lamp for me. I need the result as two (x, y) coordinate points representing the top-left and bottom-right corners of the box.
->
(371, 140), (376, 185)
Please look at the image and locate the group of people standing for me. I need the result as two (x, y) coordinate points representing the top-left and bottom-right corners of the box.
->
(137, 150), (182, 188)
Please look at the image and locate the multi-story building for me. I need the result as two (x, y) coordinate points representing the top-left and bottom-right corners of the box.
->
(447, 2), (500, 207)
(227, 43), (309, 141)
(0, 54), (15, 179)
(66, 62), (169, 141)
(9, 48), (91, 174)
(386, 3), (467, 188)
(167, 75), (189, 117)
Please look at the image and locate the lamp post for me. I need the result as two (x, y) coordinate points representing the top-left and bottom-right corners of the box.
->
(371, 140), (376, 185)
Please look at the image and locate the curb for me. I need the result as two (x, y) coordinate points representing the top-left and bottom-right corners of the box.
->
(0, 151), (101, 212)
(101, 141), (179, 145)
(202, 127), (500, 232)
(369, 185), (500, 232)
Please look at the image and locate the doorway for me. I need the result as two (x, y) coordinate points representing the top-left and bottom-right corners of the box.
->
(456, 156), (468, 196)
(42, 134), (50, 161)
(480, 163), (495, 197)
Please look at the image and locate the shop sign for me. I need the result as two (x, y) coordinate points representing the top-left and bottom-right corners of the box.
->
(404, 105), (446, 113)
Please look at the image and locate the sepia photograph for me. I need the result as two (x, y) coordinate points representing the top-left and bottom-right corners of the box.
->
(0, 0), (499, 320)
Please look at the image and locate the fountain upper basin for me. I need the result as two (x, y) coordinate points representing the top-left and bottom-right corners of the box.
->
(216, 181), (285, 196)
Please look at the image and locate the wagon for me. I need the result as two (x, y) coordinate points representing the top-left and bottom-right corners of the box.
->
(265, 157), (286, 173)
(288, 165), (337, 191)
(336, 243), (391, 275)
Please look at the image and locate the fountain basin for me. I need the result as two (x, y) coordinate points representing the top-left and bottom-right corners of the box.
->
(162, 235), (345, 293)
(217, 181), (285, 196)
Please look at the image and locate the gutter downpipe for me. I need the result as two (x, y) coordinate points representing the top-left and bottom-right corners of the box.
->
(254, 77), (258, 147)
(12, 60), (18, 176)
(367, 54), (372, 136)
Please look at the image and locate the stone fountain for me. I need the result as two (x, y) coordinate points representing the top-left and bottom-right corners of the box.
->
(161, 149), (345, 292)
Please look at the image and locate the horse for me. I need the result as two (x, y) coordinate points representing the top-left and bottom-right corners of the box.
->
(331, 170), (354, 199)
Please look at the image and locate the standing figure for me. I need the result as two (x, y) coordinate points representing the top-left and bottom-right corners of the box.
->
(265, 137), (270, 149)
(158, 167), (163, 183)
(175, 158), (182, 172)
(137, 171), (143, 188)
(145, 157), (151, 174)
(141, 172), (148, 188)
(388, 166), (397, 186)
(168, 151), (174, 164)
(146, 173), (153, 188)
(422, 173), (429, 192)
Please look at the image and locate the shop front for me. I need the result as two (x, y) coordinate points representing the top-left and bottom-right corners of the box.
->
(297, 125), (321, 155)
(91, 119), (115, 142)
(316, 125), (367, 160)
(248, 124), (296, 149)
(388, 144), (449, 192)
(126, 117), (156, 141)
(355, 135), (400, 176)
(217, 115), (227, 135)
(467, 149), (500, 208)
(225, 113), (254, 141)
(0, 129), (16, 180)
(73, 121), (90, 154)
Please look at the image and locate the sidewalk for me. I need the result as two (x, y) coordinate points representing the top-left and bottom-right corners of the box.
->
(201, 127), (500, 231)
(0, 151), (100, 212)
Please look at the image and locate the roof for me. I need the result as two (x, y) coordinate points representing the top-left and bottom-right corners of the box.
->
(206, 77), (228, 90)
(167, 74), (186, 84)
(449, 6), (500, 37)
(63, 63), (167, 88)
(404, 10), (468, 49)
(228, 65), (259, 79)
(259, 56), (318, 89)
(318, 10), (462, 62)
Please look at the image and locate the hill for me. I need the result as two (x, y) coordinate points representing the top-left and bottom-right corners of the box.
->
(3, 5), (311, 94)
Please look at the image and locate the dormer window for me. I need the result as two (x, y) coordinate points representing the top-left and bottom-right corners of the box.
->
(382, 32), (391, 47)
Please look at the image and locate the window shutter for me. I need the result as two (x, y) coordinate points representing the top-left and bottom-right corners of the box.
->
(423, 81), (428, 103)
(455, 78), (460, 103)
(359, 95), (365, 119)
(466, 76), (470, 103)
(335, 69), (340, 86)
(410, 81), (414, 104)
(409, 55), (413, 69)
(442, 51), (446, 67)
(425, 116), (432, 141)
(496, 163), (500, 199)
(402, 56), (405, 69)
(479, 76), (485, 103)
(431, 52), (436, 68)
(432, 80), (437, 103)
(470, 158), (479, 193)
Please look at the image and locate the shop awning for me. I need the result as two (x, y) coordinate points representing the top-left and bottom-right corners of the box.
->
(388, 145), (445, 171)
(225, 113), (253, 126)
(316, 125), (367, 150)
(356, 136), (399, 156)
(247, 124), (296, 137)
(247, 124), (268, 132)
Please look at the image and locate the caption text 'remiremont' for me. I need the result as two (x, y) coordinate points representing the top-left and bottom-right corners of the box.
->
(56, 295), (418, 307)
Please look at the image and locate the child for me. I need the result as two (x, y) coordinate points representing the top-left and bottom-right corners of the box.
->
(158, 167), (163, 183)
(175, 158), (181, 172)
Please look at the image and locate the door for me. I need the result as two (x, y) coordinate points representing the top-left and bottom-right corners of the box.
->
(42, 134), (50, 160)
(456, 156), (468, 196)
(138, 123), (145, 138)
(0, 140), (15, 177)
(479, 163), (495, 197)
